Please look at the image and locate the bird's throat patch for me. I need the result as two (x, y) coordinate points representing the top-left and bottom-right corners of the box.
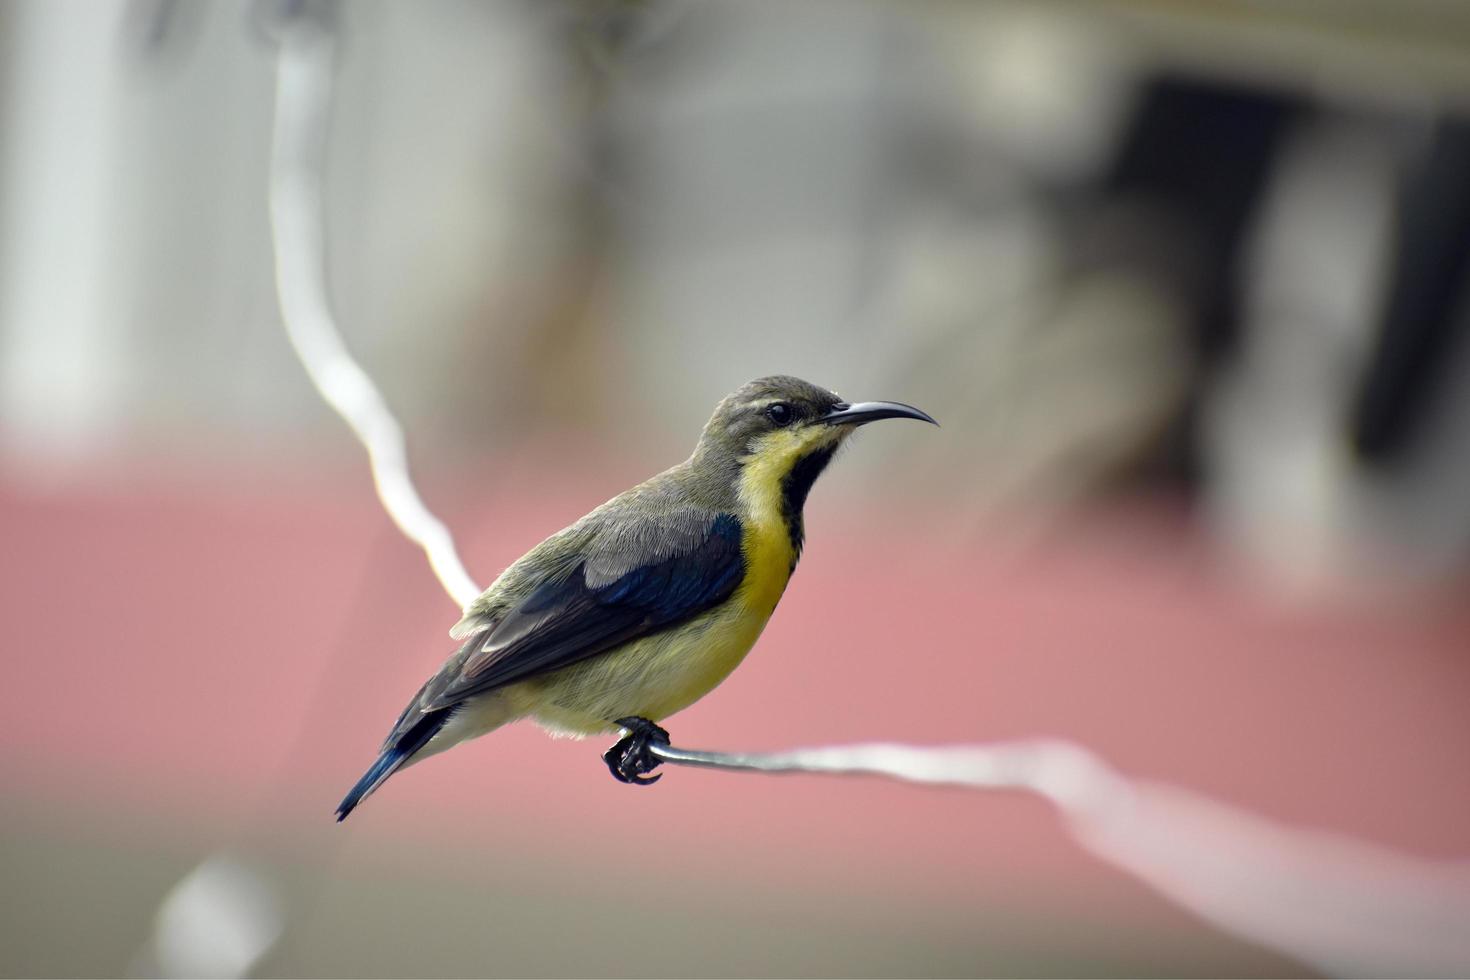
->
(779, 445), (836, 556)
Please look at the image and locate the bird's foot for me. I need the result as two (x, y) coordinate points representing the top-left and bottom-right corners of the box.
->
(604, 717), (670, 785)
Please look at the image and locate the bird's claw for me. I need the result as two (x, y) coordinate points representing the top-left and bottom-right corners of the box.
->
(604, 716), (670, 785)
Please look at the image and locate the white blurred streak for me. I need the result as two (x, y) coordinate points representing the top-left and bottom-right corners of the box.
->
(143, 855), (284, 979)
(268, 14), (480, 609)
(1095, 783), (1470, 978)
(0, 0), (132, 463)
(656, 738), (1470, 976)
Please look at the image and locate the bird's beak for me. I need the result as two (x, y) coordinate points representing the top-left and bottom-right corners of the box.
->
(820, 400), (938, 427)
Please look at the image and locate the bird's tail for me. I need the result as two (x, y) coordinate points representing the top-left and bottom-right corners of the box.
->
(335, 708), (450, 821)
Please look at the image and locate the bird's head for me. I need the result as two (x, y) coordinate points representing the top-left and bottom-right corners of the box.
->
(693, 375), (936, 506)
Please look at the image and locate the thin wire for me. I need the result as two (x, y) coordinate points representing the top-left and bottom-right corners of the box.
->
(647, 739), (1118, 810)
(267, 13), (481, 610)
(261, 8), (1470, 978)
(649, 737), (1470, 975)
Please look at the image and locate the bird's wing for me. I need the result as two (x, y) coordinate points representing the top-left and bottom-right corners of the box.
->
(420, 508), (746, 710)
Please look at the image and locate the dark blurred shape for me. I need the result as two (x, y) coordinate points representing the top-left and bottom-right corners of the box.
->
(1106, 78), (1295, 360)
(1098, 77), (1297, 489)
(1351, 121), (1470, 464)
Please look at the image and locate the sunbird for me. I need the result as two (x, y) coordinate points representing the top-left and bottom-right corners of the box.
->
(336, 375), (936, 819)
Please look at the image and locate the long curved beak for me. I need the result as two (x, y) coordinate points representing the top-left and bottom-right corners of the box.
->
(820, 400), (938, 427)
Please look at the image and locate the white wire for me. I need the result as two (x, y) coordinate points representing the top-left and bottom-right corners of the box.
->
(654, 738), (1470, 975)
(268, 22), (481, 610)
(265, 14), (1470, 978)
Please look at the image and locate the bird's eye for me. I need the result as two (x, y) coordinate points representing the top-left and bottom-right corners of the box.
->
(765, 402), (795, 427)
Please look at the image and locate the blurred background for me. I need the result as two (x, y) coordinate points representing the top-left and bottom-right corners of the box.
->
(2, 0), (1469, 976)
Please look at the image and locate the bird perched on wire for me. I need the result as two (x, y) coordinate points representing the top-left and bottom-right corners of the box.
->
(336, 375), (936, 820)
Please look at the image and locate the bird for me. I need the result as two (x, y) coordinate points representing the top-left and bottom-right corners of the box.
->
(335, 375), (936, 820)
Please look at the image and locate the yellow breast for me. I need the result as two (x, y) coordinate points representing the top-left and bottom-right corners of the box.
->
(732, 431), (802, 614)
(510, 592), (781, 734)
